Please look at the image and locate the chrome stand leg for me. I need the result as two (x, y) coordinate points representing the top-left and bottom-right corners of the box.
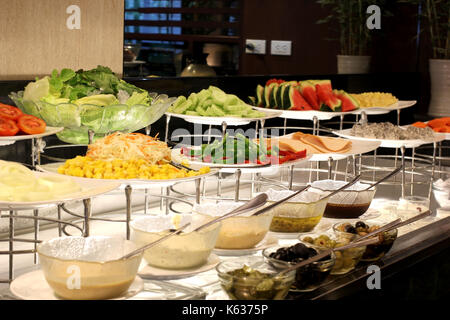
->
(165, 115), (171, 143)
(145, 125), (151, 136)
(195, 178), (201, 204)
(327, 157), (333, 180)
(235, 169), (242, 201)
(288, 165), (294, 190)
(83, 198), (92, 237)
(429, 142), (437, 199)
(217, 171), (223, 199)
(33, 209), (39, 264)
(165, 186), (170, 215)
(144, 189), (148, 214)
(411, 147), (416, 195)
(372, 149), (377, 182)
(9, 210), (14, 282)
(222, 121), (227, 139)
(283, 118), (287, 136)
(125, 185), (132, 239)
(400, 146), (406, 198)
(57, 204), (62, 237)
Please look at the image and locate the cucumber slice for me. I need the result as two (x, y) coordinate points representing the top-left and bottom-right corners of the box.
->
(212, 89), (227, 106)
(173, 100), (192, 114)
(195, 105), (208, 116)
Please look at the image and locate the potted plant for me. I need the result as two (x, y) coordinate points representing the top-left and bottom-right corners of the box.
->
(316, 0), (391, 74)
(420, 0), (450, 117)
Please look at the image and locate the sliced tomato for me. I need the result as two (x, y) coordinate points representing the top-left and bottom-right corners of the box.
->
(17, 115), (46, 135)
(0, 117), (19, 136)
(0, 104), (23, 121)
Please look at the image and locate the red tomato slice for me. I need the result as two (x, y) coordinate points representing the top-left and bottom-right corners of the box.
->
(0, 117), (19, 136)
(0, 104), (23, 121)
(17, 115), (46, 135)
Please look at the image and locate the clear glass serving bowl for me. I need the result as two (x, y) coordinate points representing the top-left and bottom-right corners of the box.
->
(261, 189), (328, 233)
(9, 91), (175, 144)
(37, 236), (143, 300)
(299, 233), (366, 275)
(310, 179), (376, 219)
(216, 256), (295, 300)
(263, 242), (335, 292)
(130, 214), (221, 269)
(193, 201), (273, 249)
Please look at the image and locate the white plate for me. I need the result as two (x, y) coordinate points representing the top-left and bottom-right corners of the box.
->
(10, 270), (144, 300)
(332, 128), (445, 149)
(252, 101), (416, 120)
(351, 100), (416, 115)
(252, 106), (350, 121)
(272, 132), (381, 161)
(0, 171), (120, 210)
(0, 126), (63, 146)
(173, 148), (312, 174)
(38, 162), (218, 188)
(138, 254), (221, 280)
(213, 234), (278, 256)
(165, 109), (282, 126)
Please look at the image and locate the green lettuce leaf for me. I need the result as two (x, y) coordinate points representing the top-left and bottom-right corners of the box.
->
(125, 91), (150, 106)
(73, 94), (119, 107)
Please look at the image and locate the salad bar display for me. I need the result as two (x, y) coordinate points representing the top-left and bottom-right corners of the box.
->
(0, 68), (448, 302)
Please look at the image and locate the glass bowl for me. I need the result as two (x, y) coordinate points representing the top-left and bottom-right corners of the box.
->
(310, 180), (376, 219)
(333, 221), (398, 262)
(216, 256), (295, 300)
(130, 214), (221, 269)
(262, 189), (328, 233)
(37, 236), (143, 300)
(432, 175), (450, 209)
(299, 233), (366, 275)
(262, 242), (335, 292)
(9, 91), (175, 144)
(193, 201), (273, 249)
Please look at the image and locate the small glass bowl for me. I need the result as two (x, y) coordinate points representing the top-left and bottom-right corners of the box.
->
(262, 242), (335, 292)
(216, 256), (295, 300)
(299, 233), (366, 275)
(333, 222), (398, 262)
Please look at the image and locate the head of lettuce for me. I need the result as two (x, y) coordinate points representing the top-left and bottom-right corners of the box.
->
(9, 66), (174, 144)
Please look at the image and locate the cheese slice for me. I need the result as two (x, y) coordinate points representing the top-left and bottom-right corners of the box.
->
(292, 132), (351, 153)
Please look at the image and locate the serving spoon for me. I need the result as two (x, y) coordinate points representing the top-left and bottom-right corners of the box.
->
(355, 209), (432, 243)
(120, 193), (269, 260)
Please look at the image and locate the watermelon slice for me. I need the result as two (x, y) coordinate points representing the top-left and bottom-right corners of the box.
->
(263, 83), (277, 108)
(269, 84), (280, 108)
(289, 86), (313, 111)
(256, 84), (264, 107)
(298, 81), (320, 110)
(333, 90), (360, 112)
(315, 80), (342, 111)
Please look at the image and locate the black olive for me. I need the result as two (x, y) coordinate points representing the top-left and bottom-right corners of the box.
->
(307, 247), (318, 258)
(355, 221), (367, 229)
(293, 243), (309, 257)
(345, 225), (358, 234)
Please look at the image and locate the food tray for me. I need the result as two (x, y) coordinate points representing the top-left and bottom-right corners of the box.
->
(332, 128), (445, 149)
(165, 109), (282, 126)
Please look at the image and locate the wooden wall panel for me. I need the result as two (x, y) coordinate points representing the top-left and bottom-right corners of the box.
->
(239, 0), (339, 75)
(0, 0), (124, 80)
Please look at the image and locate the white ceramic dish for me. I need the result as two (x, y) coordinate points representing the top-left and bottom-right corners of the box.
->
(332, 128), (445, 148)
(165, 109), (282, 126)
(0, 171), (120, 210)
(0, 126), (63, 146)
(137, 254), (221, 280)
(351, 100), (416, 115)
(10, 270), (144, 300)
(37, 162), (218, 188)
